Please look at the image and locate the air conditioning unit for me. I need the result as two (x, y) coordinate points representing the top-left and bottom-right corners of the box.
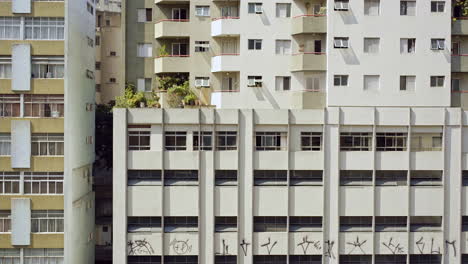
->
(247, 78), (256, 87)
(255, 5), (263, 14)
(255, 80), (263, 87)
(195, 78), (210, 87)
(334, 38), (349, 48)
(334, 1), (349, 11)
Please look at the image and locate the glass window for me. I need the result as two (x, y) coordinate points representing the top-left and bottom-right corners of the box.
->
(31, 133), (64, 156)
(430, 76), (445, 87)
(195, 6), (210, 16)
(215, 170), (237, 186)
(254, 216), (287, 232)
(31, 210), (64, 233)
(289, 216), (322, 232)
(193, 131), (212, 151)
(128, 170), (162, 186)
(25, 17), (65, 40)
(340, 216), (373, 232)
(410, 216), (442, 232)
(0, 172), (19, 194)
(248, 39), (262, 50)
(334, 37), (349, 48)
(275, 76), (291, 91)
(431, 1), (445, 12)
(24, 172), (63, 194)
(340, 170), (373, 186)
(253, 255), (287, 264)
(400, 76), (416, 91)
(128, 126), (150, 151)
(0, 95), (20, 117)
(411, 132), (443, 151)
(409, 255), (441, 264)
(364, 75), (380, 91)
(364, 0), (380, 15)
(376, 133), (407, 151)
(364, 38), (380, 53)
(375, 255), (407, 264)
(195, 41), (210, 52)
(430, 39), (445, 50)
(375, 216), (407, 232)
(165, 131), (186, 151)
(0, 17), (21, 40)
(128, 256), (162, 264)
(254, 170), (287, 186)
(289, 255), (321, 264)
(164, 170), (198, 186)
(340, 255), (372, 264)
(375, 171), (407, 186)
(300, 132), (322, 151)
(24, 95), (64, 117)
(410, 171), (443, 186)
(164, 256), (198, 264)
(215, 256), (237, 264)
(275, 40), (291, 55)
(0, 211), (11, 233)
(137, 43), (152, 57)
(334, 75), (349, 86)
(128, 217), (161, 232)
(400, 1), (416, 16)
(255, 132), (284, 151)
(216, 131), (237, 150)
(290, 170), (323, 186)
(164, 217), (198, 232)
(215, 216), (237, 232)
(24, 249), (64, 264)
(248, 3), (263, 14)
(276, 3), (291, 17)
(0, 58), (12, 78)
(340, 132), (372, 151)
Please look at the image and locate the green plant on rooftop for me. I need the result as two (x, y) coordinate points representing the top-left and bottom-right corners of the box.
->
(158, 44), (169, 57)
(454, 0), (468, 18)
(114, 83), (160, 108)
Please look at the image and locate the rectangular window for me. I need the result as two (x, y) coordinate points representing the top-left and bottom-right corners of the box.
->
(289, 255), (321, 264)
(24, 249), (63, 264)
(194, 77), (210, 87)
(31, 133), (64, 156)
(216, 131), (237, 150)
(375, 216), (407, 232)
(375, 255), (407, 264)
(0, 95), (20, 117)
(334, 75), (349, 86)
(340, 170), (373, 186)
(400, 1), (416, 15)
(400, 38), (416, 53)
(31, 56), (65, 79)
(195, 6), (210, 16)
(128, 217), (161, 232)
(0, 58), (12, 79)
(289, 216), (322, 232)
(276, 3), (291, 17)
(128, 125), (150, 151)
(334, 0), (350, 11)
(430, 76), (445, 87)
(137, 78), (152, 92)
(172, 8), (188, 20)
(164, 217), (198, 232)
(255, 132), (284, 151)
(275, 76), (291, 91)
(0, 211), (11, 233)
(137, 43), (152, 57)
(24, 95), (64, 117)
(410, 216), (442, 232)
(290, 170), (323, 186)
(248, 3), (263, 14)
(300, 132), (322, 151)
(128, 170), (162, 186)
(431, 1), (445, 12)
(95, 36), (100, 46)
(0, 172), (19, 194)
(25, 17), (65, 40)
(137, 8), (152, 22)
(215, 170), (237, 186)
(334, 37), (349, 48)
(400, 76), (416, 91)
(364, 75), (380, 91)
(275, 40), (291, 55)
(431, 39), (445, 50)
(171, 43), (189, 56)
(195, 41), (209, 52)
(363, 38), (380, 53)
(221, 6), (239, 17)
(164, 170), (198, 186)
(376, 133), (407, 151)
(452, 78), (461, 92)
(0, 134), (10, 156)
(193, 131), (212, 151)
(248, 39), (262, 50)
(306, 76), (321, 91)
(247, 76), (263, 87)
(215, 256), (237, 264)
(410, 171), (443, 186)
(462, 216), (468, 231)
(364, 0), (380, 16)
(340, 255), (372, 264)
(215, 216), (237, 232)
(409, 255), (441, 264)
(31, 210), (64, 233)
(375, 171), (407, 186)
(24, 172), (63, 194)
(254, 170), (287, 186)
(340, 132), (372, 151)
(0, 17), (21, 40)
(165, 131), (186, 151)
(340, 216), (373, 232)
(254, 216), (287, 232)
(87, 2), (93, 15)
(411, 132), (443, 151)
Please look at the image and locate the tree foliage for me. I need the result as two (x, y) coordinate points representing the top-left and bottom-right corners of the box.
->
(455, 0), (468, 17)
(114, 83), (160, 108)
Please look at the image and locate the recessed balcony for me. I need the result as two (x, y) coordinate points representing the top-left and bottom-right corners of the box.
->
(453, 18), (468, 35)
(290, 52), (326, 72)
(211, 17), (240, 37)
(154, 55), (190, 74)
(154, 19), (190, 39)
(291, 15), (326, 35)
(211, 55), (241, 72)
(452, 55), (468, 72)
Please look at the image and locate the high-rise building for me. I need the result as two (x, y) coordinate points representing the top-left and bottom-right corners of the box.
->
(114, 0), (468, 264)
(0, 0), (96, 263)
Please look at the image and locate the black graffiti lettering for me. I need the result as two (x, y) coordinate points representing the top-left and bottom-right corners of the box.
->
(297, 236), (321, 254)
(260, 237), (278, 255)
(216, 239), (230, 255)
(430, 238), (441, 254)
(416, 237), (425, 254)
(240, 239), (250, 257)
(445, 240), (456, 257)
(324, 240), (336, 259)
(127, 238), (155, 255)
(169, 238), (192, 255)
(346, 236), (367, 254)
(382, 237), (404, 254)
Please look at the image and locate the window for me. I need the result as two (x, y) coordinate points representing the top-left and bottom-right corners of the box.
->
(215, 170), (237, 186)
(32, 57), (65, 79)
(31, 210), (64, 233)
(0, 17), (21, 40)
(340, 216), (372, 232)
(275, 40), (291, 55)
(193, 131), (212, 150)
(462, 216), (468, 231)
(215, 256), (237, 264)
(340, 132), (372, 151)
(334, 0), (350, 11)
(334, 75), (349, 86)
(364, 0), (380, 15)
(334, 37), (349, 48)
(374, 255), (407, 264)
(109, 78), (116, 83)
(306, 75), (321, 91)
(164, 170), (198, 185)
(431, 39), (445, 50)
(128, 125), (150, 151)
(165, 256), (198, 264)
(289, 216), (322, 232)
(409, 255), (441, 264)
(0, 172), (19, 194)
(215, 216), (237, 232)
(171, 43), (189, 56)
(276, 3), (291, 17)
(24, 172), (63, 194)
(248, 39), (262, 50)
(194, 77), (210, 87)
(376, 133), (407, 151)
(375, 216), (407, 232)
(0, 95), (20, 117)
(24, 249), (63, 264)
(254, 170), (287, 186)
(24, 95), (64, 117)
(375, 171), (407, 186)
(195, 41), (209, 52)
(137, 8), (152, 22)
(195, 6), (210, 16)
(300, 132), (322, 151)
(95, 62), (101, 70)
(254, 216), (287, 232)
(363, 75), (380, 91)
(221, 6), (239, 17)
(400, 38), (416, 53)
(247, 76), (262, 87)
(110, 51), (117, 56)
(128, 217), (161, 232)
(164, 217), (198, 232)
(128, 256), (162, 264)
(0, 134), (10, 156)
(0, 211), (10, 233)
(452, 78), (461, 92)
(137, 78), (152, 92)
(411, 132), (442, 151)
(289, 255), (321, 264)
(400, 76), (416, 91)
(0, 57), (12, 78)
(137, 44), (152, 57)
(87, 2), (94, 14)
(410, 216), (442, 232)
(275, 76), (291, 91)
(340, 170), (373, 186)
(248, 3), (263, 14)
(255, 132), (284, 151)
(25, 17), (64, 40)
(172, 8), (188, 20)
(222, 76), (238, 91)
(431, 1), (445, 12)
(400, 1), (416, 15)
(290, 170), (323, 185)
(340, 255), (372, 264)
(165, 131), (186, 151)
(463, 171), (468, 186)
(430, 76), (445, 87)
(410, 171), (443, 186)
(364, 38), (380, 53)
(128, 170), (161, 186)
(31, 133), (64, 156)
(95, 36), (100, 46)
(216, 131), (237, 150)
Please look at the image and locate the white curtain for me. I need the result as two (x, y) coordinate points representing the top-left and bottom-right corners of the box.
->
(364, 0), (379, 16)
(364, 75), (380, 90)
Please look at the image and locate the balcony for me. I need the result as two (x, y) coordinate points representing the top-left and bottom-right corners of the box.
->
(453, 18), (468, 35)
(452, 55), (468, 72)
(211, 17), (240, 37)
(0, 1), (64, 17)
(290, 90), (325, 109)
(155, 0), (189, 3)
(291, 15), (326, 35)
(451, 91), (468, 108)
(291, 52), (326, 72)
(154, 55), (190, 74)
(155, 20), (190, 39)
(211, 55), (241, 72)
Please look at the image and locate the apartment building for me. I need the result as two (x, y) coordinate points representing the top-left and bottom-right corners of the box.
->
(0, 0), (95, 263)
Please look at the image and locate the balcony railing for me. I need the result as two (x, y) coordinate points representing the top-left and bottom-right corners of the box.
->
(155, 19), (190, 38)
(211, 17), (240, 37)
(291, 14), (326, 34)
(452, 17), (468, 35)
(452, 54), (468, 72)
(291, 52), (326, 72)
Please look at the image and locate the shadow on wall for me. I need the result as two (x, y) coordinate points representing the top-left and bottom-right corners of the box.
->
(260, 10), (271, 26)
(252, 84), (281, 109)
(340, 47), (360, 65)
(339, 9), (358, 24)
(441, 48), (451, 64)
